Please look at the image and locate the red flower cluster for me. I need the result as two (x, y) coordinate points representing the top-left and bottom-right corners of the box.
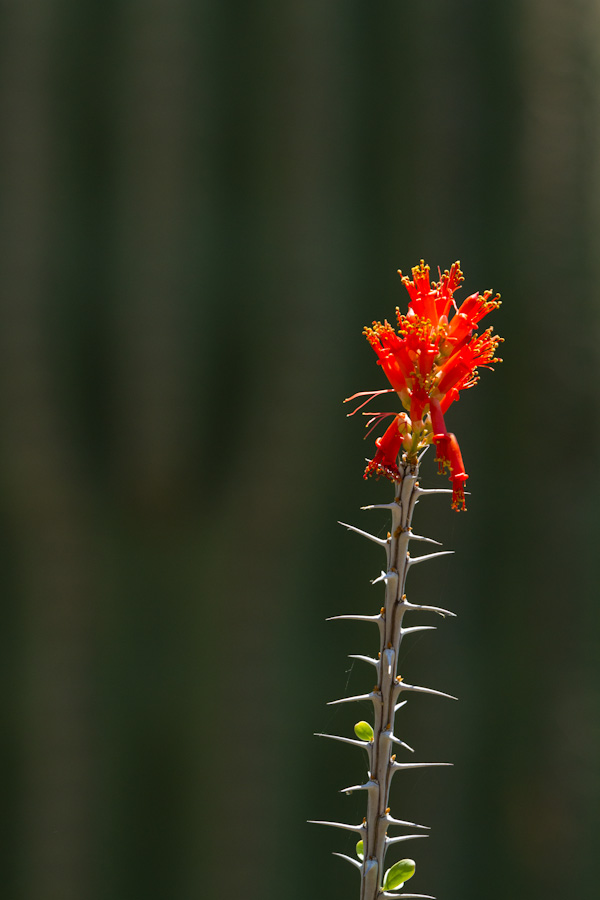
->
(349, 260), (502, 510)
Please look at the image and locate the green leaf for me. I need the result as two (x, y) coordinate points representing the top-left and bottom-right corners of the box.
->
(355, 840), (364, 861)
(354, 721), (374, 742)
(382, 858), (416, 891)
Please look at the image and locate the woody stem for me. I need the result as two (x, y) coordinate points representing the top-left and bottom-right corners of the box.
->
(360, 461), (421, 900)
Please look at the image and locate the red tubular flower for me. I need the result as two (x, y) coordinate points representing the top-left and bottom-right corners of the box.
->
(356, 260), (503, 508)
(432, 433), (468, 511)
(364, 322), (410, 393)
(429, 397), (469, 509)
(453, 289), (500, 328)
(364, 415), (405, 481)
(428, 397), (446, 435)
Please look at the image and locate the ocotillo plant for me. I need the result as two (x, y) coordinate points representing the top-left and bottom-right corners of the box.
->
(311, 261), (502, 899)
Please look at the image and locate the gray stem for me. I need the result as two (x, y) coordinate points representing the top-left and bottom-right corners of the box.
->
(325, 459), (454, 900)
(362, 460), (419, 899)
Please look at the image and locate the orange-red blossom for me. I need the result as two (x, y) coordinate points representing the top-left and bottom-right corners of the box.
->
(355, 260), (502, 510)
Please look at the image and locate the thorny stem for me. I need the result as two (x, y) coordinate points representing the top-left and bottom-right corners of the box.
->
(335, 459), (454, 900)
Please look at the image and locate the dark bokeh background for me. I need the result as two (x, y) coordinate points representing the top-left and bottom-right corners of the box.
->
(1, 2), (599, 899)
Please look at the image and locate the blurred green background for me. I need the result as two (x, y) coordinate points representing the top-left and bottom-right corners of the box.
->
(1, 1), (599, 898)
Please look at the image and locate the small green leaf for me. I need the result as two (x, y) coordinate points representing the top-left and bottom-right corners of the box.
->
(382, 858), (416, 891)
(355, 840), (364, 861)
(354, 721), (374, 742)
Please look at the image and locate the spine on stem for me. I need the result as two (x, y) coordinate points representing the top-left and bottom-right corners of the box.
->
(311, 260), (503, 899)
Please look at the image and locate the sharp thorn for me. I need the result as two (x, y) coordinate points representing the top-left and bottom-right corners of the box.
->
(401, 625), (437, 636)
(360, 502), (396, 510)
(308, 819), (364, 834)
(332, 852), (362, 870)
(382, 894), (435, 899)
(383, 648), (394, 670)
(403, 601), (457, 617)
(339, 780), (376, 794)
(390, 735), (414, 752)
(391, 761), (453, 770)
(396, 682), (458, 701)
(338, 521), (388, 547)
(370, 570), (387, 585)
(416, 487), (454, 496)
(385, 815), (430, 830)
(384, 833), (429, 844)
(417, 485), (470, 497)
(394, 700), (408, 712)
(407, 550), (454, 567)
(348, 654), (379, 667)
(372, 569), (398, 586)
(327, 692), (377, 707)
(326, 614), (383, 624)
(314, 733), (368, 749)
(409, 533), (442, 545)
